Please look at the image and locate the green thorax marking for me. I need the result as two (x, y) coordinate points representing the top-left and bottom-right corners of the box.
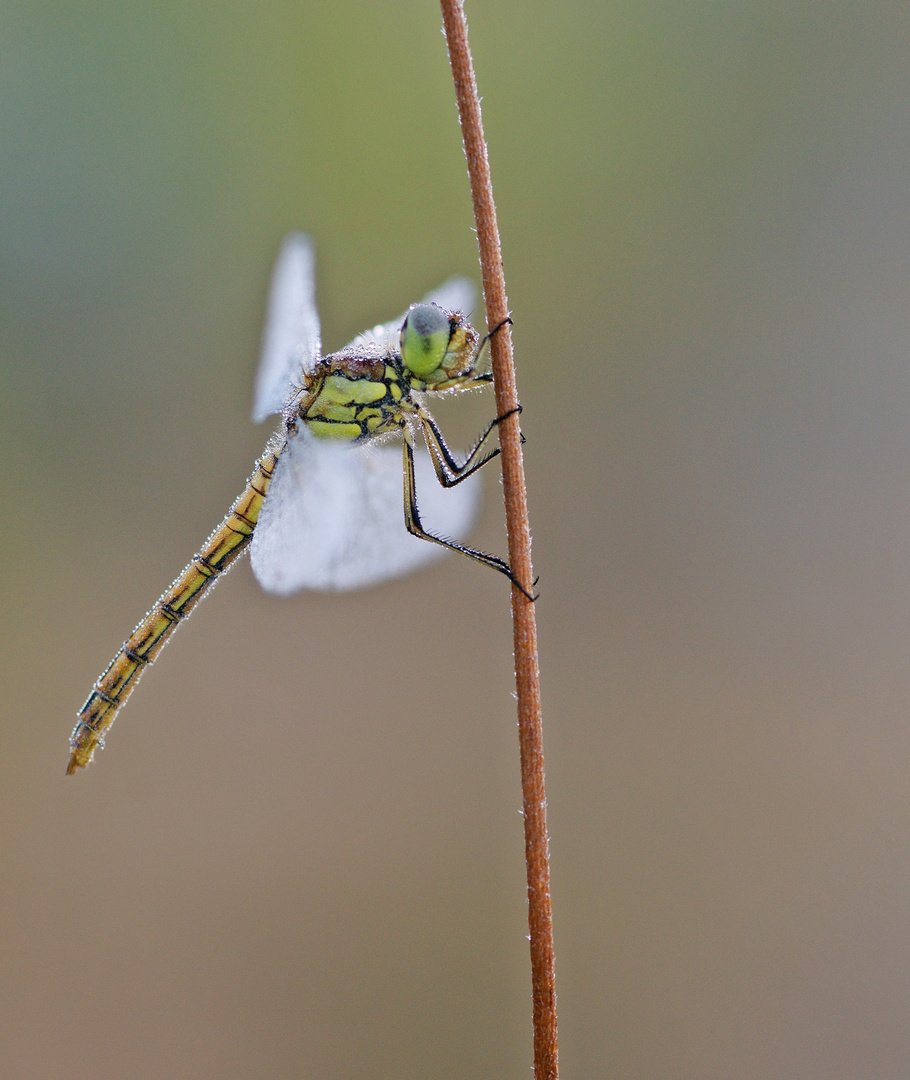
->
(299, 352), (413, 442)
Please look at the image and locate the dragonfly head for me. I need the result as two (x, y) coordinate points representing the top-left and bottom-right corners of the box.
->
(400, 303), (479, 384)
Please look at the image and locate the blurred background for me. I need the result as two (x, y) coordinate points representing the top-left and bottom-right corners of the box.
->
(3, 1), (910, 1076)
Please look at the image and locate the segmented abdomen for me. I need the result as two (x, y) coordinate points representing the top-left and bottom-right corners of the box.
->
(67, 448), (279, 773)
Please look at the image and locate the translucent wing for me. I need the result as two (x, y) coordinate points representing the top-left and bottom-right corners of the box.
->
(421, 276), (477, 320)
(348, 276), (478, 357)
(252, 233), (322, 423)
(251, 427), (481, 594)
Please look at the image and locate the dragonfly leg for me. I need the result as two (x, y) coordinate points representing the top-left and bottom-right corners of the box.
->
(417, 403), (523, 488)
(402, 431), (536, 599)
(476, 315), (513, 361)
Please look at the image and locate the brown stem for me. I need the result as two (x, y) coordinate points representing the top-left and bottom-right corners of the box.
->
(439, 3), (558, 1078)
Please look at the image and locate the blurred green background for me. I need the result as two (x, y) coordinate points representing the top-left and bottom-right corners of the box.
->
(3, 1), (910, 1076)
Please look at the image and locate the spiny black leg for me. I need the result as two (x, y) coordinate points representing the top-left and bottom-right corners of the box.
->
(402, 436), (536, 600)
(419, 403), (524, 488)
(419, 411), (500, 484)
(477, 315), (514, 356)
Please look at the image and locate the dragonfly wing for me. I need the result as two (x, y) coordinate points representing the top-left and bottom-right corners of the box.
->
(252, 233), (322, 423)
(420, 276), (477, 321)
(251, 428), (481, 594)
(346, 277), (479, 356)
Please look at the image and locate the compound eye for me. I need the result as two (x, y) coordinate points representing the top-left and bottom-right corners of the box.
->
(400, 304), (451, 378)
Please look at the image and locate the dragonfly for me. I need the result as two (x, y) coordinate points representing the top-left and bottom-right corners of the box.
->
(68, 233), (523, 774)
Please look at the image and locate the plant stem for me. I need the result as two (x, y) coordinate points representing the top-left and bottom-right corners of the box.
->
(439, 3), (558, 1078)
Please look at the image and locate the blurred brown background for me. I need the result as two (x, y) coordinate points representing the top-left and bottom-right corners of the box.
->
(3, 2), (910, 1077)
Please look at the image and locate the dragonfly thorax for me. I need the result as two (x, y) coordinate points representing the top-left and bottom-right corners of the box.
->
(297, 351), (412, 442)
